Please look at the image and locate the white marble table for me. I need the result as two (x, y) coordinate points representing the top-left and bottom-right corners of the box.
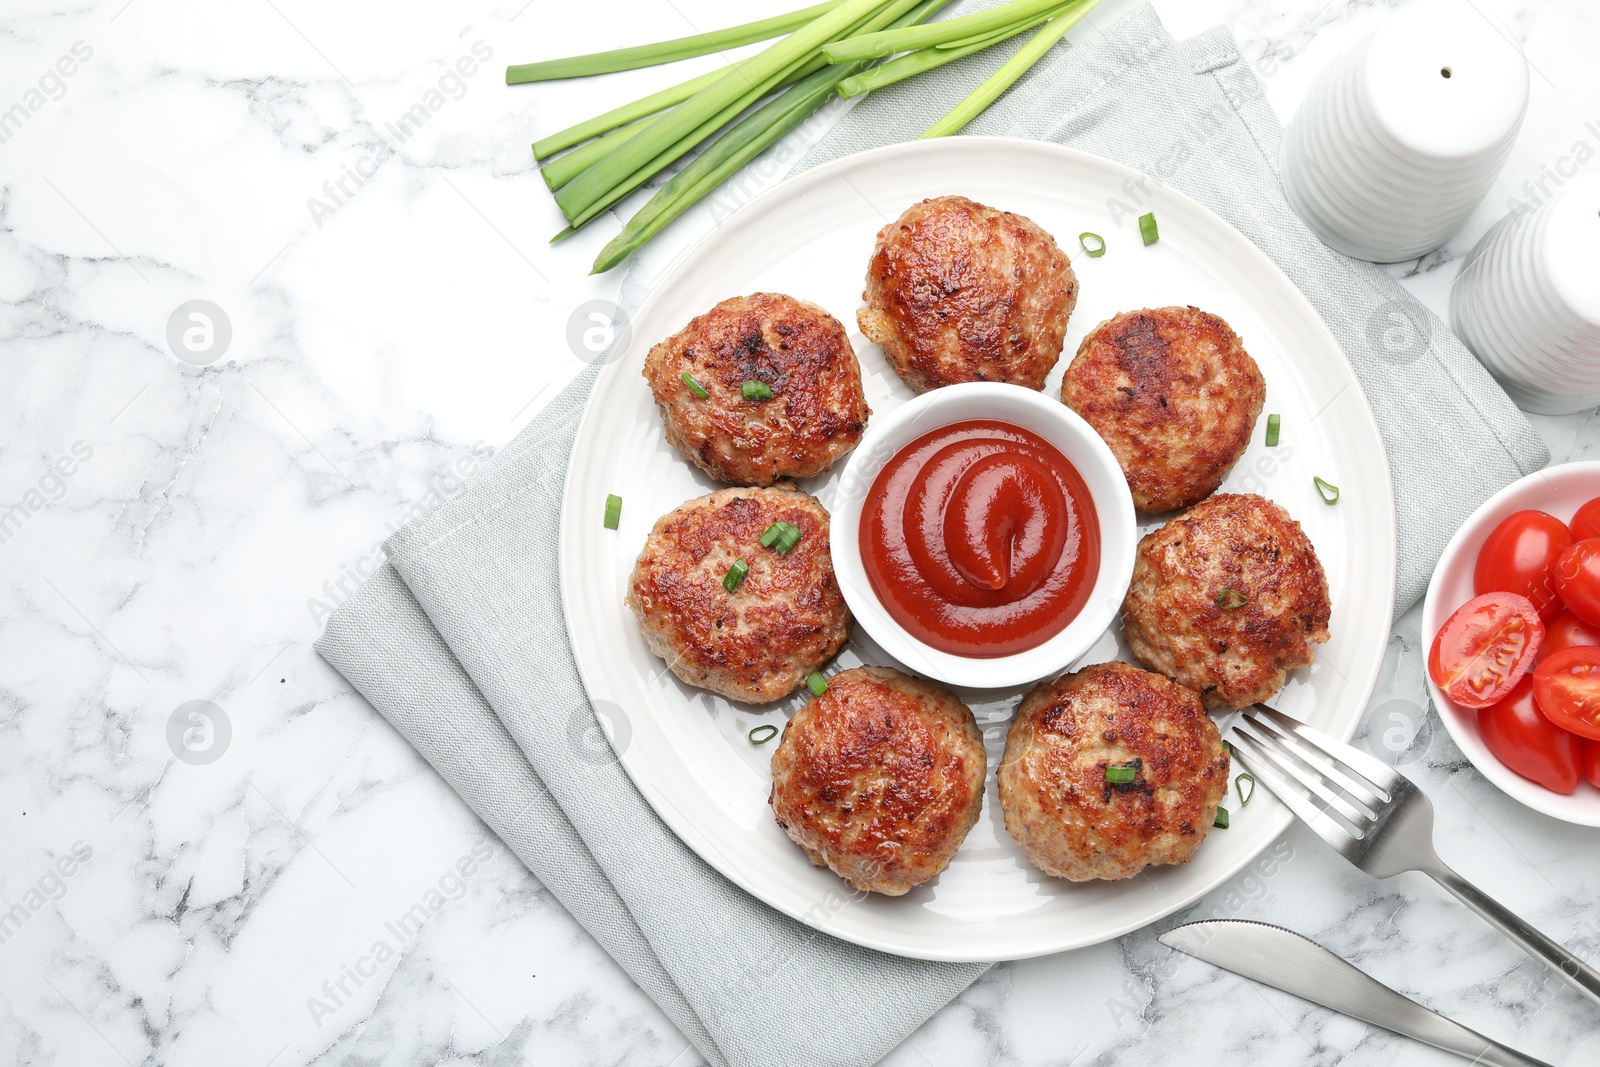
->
(3, 0), (1597, 1063)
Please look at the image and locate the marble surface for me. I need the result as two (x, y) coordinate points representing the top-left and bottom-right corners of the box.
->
(3, 0), (1598, 1064)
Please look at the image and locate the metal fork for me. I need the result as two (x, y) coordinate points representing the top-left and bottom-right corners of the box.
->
(1229, 704), (1600, 1010)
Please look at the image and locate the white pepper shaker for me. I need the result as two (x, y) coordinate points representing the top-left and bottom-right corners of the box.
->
(1281, 0), (1529, 263)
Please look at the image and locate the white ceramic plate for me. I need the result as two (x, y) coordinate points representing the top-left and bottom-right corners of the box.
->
(559, 138), (1397, 961)
(1421, 461), (1600, 825)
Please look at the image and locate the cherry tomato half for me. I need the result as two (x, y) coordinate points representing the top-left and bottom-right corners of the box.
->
(1540, 610), (1600, 663)
(1570, 497), (1600, 542)
(1429, 592), (1545, 709)
(1478, 675), (1582, 794)
(1474, 509), (1572, 620)
(1533, 646), (1600, 740)
(1553, 539), (1600, 627)
(1585, 740), (1600, 791)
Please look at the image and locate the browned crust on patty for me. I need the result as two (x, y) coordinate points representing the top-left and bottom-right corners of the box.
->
(997, 661), (1229, 881)
(625, 486), (851, 704)
(642, 292), (870, 486)
(858, 195), (1078, 393)
(1062, 306), (1266, 512)
(769, 666), (986, 895)
(1121, 493), (1331, 709)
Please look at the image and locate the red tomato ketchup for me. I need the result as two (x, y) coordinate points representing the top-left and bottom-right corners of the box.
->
(861, 420), (1099, 657)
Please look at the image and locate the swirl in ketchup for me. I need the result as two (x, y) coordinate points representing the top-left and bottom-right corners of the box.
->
(861, 420), (1099, 657)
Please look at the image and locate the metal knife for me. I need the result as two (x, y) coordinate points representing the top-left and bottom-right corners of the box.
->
(1158, 920), (1554, 1067)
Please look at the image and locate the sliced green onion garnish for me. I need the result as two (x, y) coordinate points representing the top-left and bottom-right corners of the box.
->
(1104, 764), (1137, 784)
(1215, 588), (1249, 611)
(748, 724), (779, 745)
(1236, 772), (1256, 807)
(1221, 739), (1234, 754)
(603, 493), (622, 530)
(774, 523), (802, 556)
(1079, 231), (1106, 258)
(1314, 476), (1340, 504)
(1213, 808), (1230, 829)
(1265, 413), (1281, 447)
(1139, 211), (1159, 246)
(759, 521), (787, 549)
(741, 380), (773, 401)
(682, 372), (709, 399)
(723, 558), (750, 593)
(806, 671), (828, 696)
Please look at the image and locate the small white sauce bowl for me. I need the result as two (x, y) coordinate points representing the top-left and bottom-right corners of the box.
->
(829, 382), (1136, 691)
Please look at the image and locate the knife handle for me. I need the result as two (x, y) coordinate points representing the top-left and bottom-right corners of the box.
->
(1429, 860), (1600, 1011)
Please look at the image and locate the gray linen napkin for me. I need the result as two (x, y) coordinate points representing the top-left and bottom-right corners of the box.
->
(316, 6), (1550, 1067)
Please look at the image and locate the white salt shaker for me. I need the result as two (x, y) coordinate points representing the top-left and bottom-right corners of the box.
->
(1450, 173), (1600, 415)
(1281, 0), (1529, 263)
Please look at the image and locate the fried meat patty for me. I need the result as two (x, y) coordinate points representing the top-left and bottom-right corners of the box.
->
(626, 486), (850, 703)
(642, 293), (870, 485)
(1122, 493), (1331, 709)
(858, 195), (1078, 393)
(769, 666), (986, 895)
(998, 661), (1229, 881)
(1062, 306), (1266, 512)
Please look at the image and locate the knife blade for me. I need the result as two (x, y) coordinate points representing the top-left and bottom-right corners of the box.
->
(1158, 920), (1554, 1067)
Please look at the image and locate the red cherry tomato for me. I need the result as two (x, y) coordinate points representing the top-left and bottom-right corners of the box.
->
(1429, 592), (1545, 709)
(1540, 610), (1600, 663)
(1584, 740), (1600, 791)
(1553, 539), (1600, 627)
(1477, 675), (1582, 793)
(1474, 510), (1572, 620)
(1570, 497), (1600, 542)
(1533, 646), (1600, 740)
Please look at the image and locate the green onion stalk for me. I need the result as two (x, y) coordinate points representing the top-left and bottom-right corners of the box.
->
(822, 0), (1066, 61)
(557, 0), (930, 237)
(508, 0), (851, 83)
(591, 0), (952, 273)
(837, 0), (1070, 99)
(553, 0), (898, 224)
(921, 0), (1096, 138)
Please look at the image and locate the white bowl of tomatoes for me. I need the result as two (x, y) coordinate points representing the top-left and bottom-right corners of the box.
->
(1422, 461), (1600, 824)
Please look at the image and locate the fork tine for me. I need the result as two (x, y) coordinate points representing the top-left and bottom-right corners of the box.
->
(1250, 704), (1403, 797)
(1234, 719), (1374, 828)
(1228, 733), (1364, 848)
(1246, 710), (1387, 815)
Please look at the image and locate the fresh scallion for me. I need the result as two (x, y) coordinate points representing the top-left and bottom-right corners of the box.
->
(1236, 772), (1256, 807)
(1314, 476), (1340, 504)
(1265, 412), (1281, 447)
(603, 493), (622, 529)
(682, 371), (710, 398)
(1213, 808), (1230, 829)
(826, 0), (1067, 61)
(592, 0), (957, 272)
(1215, 588), (1249, 611)
(1139, 211), (1159, 245)
(920, 0), (1095, 139)
(555, 0), (895, 224)
(742, 380), (774, 401)
(1105, 764), (1137, 784)
(748, 724), (779, 745)
(1221, 739), (1235, 754)
(759, 521), (788, 548)
(533, 64), (731, 160)
(837, 1), (1060, 98)
(1079, 231), (1106, 258)
(723, 558), (750, 593)
(806, 671), (828, 696)
(509, 1), (850, 83)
